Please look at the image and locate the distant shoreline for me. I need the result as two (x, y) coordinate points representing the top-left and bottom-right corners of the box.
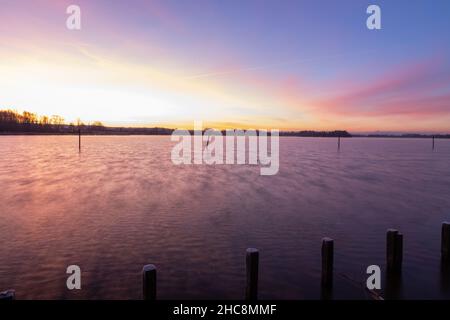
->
(1, 131), (450, 138)
(2, 110), (449, 138)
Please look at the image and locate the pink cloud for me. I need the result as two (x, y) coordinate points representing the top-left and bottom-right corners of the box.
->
(369, 94), (450, 117)
(312, 56), (450, 119)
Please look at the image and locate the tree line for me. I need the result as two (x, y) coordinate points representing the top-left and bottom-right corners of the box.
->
(0, 109), (104, 133)
(1, 109), (357, 137)
(0, 109), (174, 135)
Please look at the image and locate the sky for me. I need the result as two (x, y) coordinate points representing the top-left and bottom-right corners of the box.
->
(1, 0), (450, 132)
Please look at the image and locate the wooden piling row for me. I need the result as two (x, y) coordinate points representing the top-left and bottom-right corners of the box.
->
(138, 223), (449, 300)
(3, 222), (450, 300)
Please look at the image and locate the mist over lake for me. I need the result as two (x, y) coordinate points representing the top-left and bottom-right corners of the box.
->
(1, 136), (450, 299)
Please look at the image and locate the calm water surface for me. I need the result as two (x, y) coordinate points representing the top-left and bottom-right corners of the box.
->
(1, 136), (450, 299)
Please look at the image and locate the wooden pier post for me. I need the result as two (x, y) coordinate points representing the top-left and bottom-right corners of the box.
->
(432, 136), (435, 150)
(0, 290), (15, 300)
(338, 137), (341, 150)
(142, 264), (157, 300)
(246, 248), (259, 300)
(321, 238), (334, 288)
(387, 229), (403, 274)
(78, 126), (81, 152)
(442, 222), (450, 261)
(395, 233), (403, 272)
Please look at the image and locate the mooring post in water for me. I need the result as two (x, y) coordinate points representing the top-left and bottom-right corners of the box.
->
(78, 126), (81, 152)
(387, 229), (403, 274)
(321, 238), (334, 288)
(432, 135), (435, 150)
(442, 222), (450, 261)
(0, 290), (15, 300)
(246, 248), (259, 300)
(338, 136), (341, 150)
(142, 264), (157, 300)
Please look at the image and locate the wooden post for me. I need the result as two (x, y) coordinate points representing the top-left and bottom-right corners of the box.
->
(338, 137), (341, 150)
(442, 222), (450, 261)
(246, 248), (259, 300)
(78, 126), (81, 152)
(386, 229), (397, 271)
(387, 229), (403, 273)
(0, 290), (15, 300)
(432, 136), (435, 150)
(395, 233), (403, 272)
(142, 264), (157, 300)
(321, 237), (334, 288)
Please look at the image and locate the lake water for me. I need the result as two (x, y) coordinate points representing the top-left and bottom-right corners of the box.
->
(0, 136), (450, 299)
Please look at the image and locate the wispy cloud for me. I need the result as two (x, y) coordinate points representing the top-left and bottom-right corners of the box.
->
(312, 56), (450, 119)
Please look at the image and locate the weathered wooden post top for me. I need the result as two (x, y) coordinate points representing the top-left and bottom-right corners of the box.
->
(142, 264), (157, 300)
(246, 248), (259, 300)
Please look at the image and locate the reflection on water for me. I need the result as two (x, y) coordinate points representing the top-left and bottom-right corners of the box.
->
(0, 136), (450, 299)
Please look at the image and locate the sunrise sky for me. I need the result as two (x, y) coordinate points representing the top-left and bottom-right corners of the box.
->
(1, 0), (450, 132)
